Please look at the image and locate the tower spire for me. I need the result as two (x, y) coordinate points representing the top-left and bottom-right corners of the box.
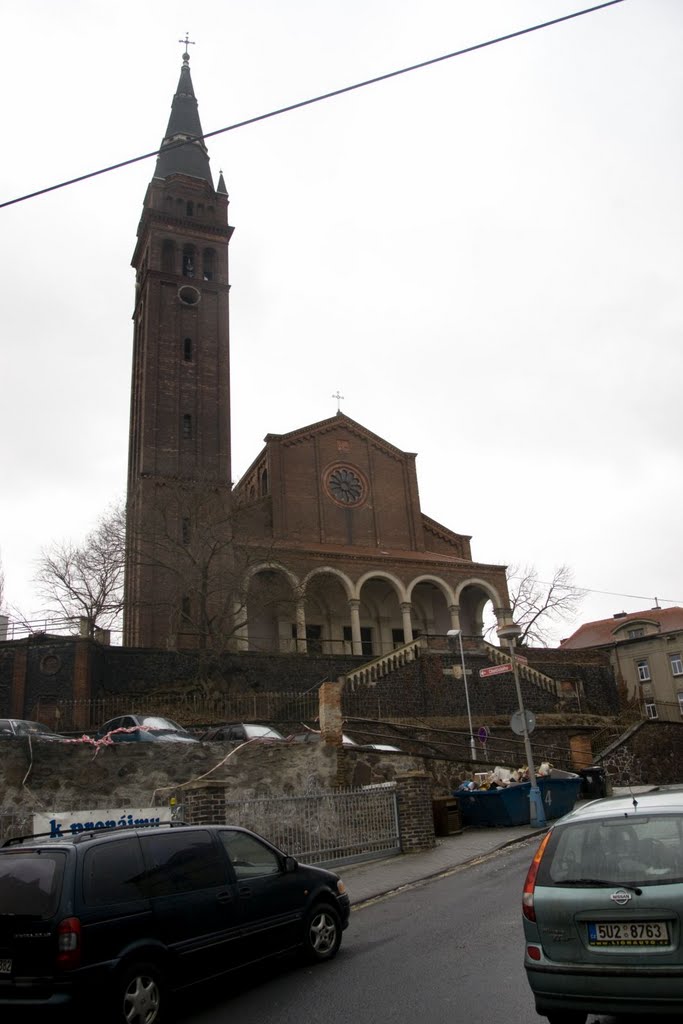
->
(153, 38), (213, 187)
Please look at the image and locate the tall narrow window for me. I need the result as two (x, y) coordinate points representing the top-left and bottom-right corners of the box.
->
(202, 249), (215, 281)
(670, 654), (683, 676)
(260, 468), (269, 496)
(636, 659), (651, 682)
(183, 337), (193, 362)
(181, 518), (191, 545)
(162, 240), (175, 273)
(186, 200), (194, 217)
(182, 414), (192, 439)
(182, 245), (196, 278)
(181, 596), (191, 622)
(645, 701), (658, 719)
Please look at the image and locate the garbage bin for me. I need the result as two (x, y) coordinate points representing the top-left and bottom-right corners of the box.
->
(538, 776), (582, 820)
(432, 797), (462, 836)
(455, 785), (532, 827)
(577, 766), (610, 799)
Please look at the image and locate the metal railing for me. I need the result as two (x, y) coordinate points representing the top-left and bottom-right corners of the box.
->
(220, 786), (400, 866)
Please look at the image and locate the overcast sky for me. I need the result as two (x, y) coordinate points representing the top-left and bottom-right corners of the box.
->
(2, 0), (681, 642)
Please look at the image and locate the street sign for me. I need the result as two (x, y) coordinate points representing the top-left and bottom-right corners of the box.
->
(515, 654), (529, 666)
(510, 709), (536, 735)
(478, 726), (489, 744)
(479, 663), (513, 678)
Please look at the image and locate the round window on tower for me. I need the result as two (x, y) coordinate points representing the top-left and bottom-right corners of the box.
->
(323, 463), (368, 509)
(178, 285), (201, 306)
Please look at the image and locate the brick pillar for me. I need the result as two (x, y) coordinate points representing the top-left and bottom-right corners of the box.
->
(395, 771), (436, 853)
(72, 640), (92, 732)
(183, 782), (229, 824)
(319, 680), (345, 746)
(570, 734), (593, 770)
(10, 645), (28, 717)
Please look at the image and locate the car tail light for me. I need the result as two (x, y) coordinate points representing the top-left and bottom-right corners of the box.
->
(526, 945), (542, 961)
(522, 830), (553, 922)
(56, 917), (82, 970)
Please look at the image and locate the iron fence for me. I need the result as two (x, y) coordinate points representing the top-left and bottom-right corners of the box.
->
(220, 786), (400, 866)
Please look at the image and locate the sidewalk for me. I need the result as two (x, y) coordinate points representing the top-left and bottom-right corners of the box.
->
(341, 823), (545, 905)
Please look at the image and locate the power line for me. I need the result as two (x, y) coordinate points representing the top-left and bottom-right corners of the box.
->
(1, 0), (627, 211)
(517, 578), (683, 607)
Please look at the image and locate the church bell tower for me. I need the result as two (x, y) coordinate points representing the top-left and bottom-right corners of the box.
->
(123, 45), (234, 648)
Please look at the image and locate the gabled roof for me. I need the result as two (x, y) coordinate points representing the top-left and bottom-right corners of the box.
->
(153, 52), (214, 187)
(263, 411), (416, 461)
(560, 607), (683, 649)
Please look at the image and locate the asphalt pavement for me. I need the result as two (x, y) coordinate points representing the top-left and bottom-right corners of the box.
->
(341, 822), (545, 905)
(341, 786), (654, 906)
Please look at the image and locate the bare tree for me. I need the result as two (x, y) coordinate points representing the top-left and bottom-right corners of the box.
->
(34, 502), (126, 637)
(505, 563), (585, 646)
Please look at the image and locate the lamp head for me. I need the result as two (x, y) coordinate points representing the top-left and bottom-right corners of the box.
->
(497, 623), (522, 642)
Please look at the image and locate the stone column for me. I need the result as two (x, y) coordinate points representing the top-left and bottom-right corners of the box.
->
(400, 602), (414, 644)
(72, 640), (91, 733)
(294, 600), (307, 653)
(448, 604), (461, 631)
(349, 599), (363, 655)
(395, 771), (436, 853)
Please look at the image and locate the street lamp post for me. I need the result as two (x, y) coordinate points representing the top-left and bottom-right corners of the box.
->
(447, 629), (477, 762)
(497, 623), (546, 827)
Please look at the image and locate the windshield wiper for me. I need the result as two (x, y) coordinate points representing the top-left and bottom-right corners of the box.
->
(559, 878), (642, 894)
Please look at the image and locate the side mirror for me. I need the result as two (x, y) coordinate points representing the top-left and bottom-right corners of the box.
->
(284, 855), (298, 873)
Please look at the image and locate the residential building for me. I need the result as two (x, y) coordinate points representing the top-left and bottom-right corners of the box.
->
(560, 607), (683, 721)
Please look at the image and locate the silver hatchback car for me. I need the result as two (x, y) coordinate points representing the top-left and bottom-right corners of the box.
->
(523, 789), (683, 1023)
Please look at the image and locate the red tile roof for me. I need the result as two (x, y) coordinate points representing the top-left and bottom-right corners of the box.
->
(560, 607), (683, 649)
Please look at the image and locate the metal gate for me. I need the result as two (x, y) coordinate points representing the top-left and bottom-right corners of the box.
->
(221, 784), (400, 867)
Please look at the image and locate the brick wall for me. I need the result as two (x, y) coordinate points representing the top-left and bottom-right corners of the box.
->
(395, 772), (436, 853)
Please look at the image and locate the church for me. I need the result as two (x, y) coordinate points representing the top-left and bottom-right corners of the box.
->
(123, 48), (514, 658)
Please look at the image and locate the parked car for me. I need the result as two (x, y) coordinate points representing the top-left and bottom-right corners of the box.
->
(94, 715), (199, 744)
(0, 719), (66, 742)
(522, 789), (683, 1023)
(201, 723), (285, 742)
(290, 731), (401, 751)
(0, 821), (350, 1022)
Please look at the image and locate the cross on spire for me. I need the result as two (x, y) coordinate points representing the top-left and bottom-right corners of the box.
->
(178, 33), (195, 60)
(332, 390), (344, 413)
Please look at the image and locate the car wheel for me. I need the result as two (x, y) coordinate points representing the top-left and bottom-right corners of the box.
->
(302, 902), (342, 962)
(546, 1014), (587, 1024)
(115, 961), (165, 1024)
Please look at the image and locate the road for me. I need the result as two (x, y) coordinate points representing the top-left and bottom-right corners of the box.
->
(178, 838), (624, 1024)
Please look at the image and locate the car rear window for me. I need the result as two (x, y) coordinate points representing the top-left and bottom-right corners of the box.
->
(538, 814), (683, 887)
(83, 837), (146, 905)
(0, 849), (66, 918)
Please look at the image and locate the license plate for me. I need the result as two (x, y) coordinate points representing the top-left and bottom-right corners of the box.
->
(0, 959), (11, 974)
(588, 921), (669, 946)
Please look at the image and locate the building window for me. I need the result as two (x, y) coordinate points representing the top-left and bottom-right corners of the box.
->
(291, 624), (322, 654)
(343, 625), (373, 657)
(186, 201), (194, 217)
(182, 246), (196, 278)
(183, 337), (193, 362)
(628, 627), (644, 639)
(181, 596), (191, 622)
(636, 659), (651, 682)
(670, 654), (683, 677)
(678, 693), (683, 716)
(181, 518), (191, 545)
(182, 414), (192, 439)
(260, 468), (268, 496)
(645, 701), (658, 719)
(202, 249), (215, 281)
(161, 239), (175, 273)
(392, 628), (405, 648)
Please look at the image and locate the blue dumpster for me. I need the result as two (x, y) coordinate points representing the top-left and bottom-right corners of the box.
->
(455, 776), (581, 827)
(538, 776), (582, 820)
(455, 784), (532, 827)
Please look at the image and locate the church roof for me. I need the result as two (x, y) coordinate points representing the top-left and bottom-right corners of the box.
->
(263, 411), (416, 460)
(153, 50), (214, 188)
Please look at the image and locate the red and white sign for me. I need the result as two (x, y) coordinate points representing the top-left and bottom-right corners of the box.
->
(515, 654), (529, 666)
(479, 663), (513, 678)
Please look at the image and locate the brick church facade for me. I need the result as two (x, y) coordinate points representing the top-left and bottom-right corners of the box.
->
(123, 49), (515, 656)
